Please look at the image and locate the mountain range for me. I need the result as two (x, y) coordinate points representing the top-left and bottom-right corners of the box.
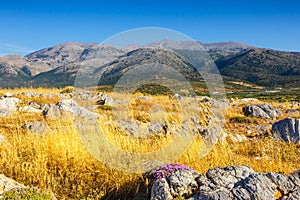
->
(0, 40), (299, 88)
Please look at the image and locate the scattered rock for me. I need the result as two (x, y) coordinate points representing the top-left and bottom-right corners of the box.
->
(117, 120), (143, 137)
(240, 98), (259, 103)
(4, 92), (13, 98)
(22, 92), (41, 97)
(29, 101), (44, 109)
(0, 135), (12, 147)
(227, 133), (248, 143)
(146, 122), (168, 137)
(211, 100), (230, 108)
(96, 93), (114, 106)
(19, 105), (43, 113)
(229, 98), (235, 103)
(147, 164), (300, 200)
(255, 125), (270, 135)
(0, 174), (56, 199)
(22, 121), (50, 134)
(0, 97), (21, 117)
(43, 99), (103, 121)
(40, 93), (57, 99)
(136, 96), (150, 101)
(0, 174), (26, 196)
(286, 109), (300, 115)
(172, 93), (182, 100)
(43, 104), (61, 120)
(272, 118), (300, 143)
(242, 104), (282, 119)
(197, 96), (211, 103)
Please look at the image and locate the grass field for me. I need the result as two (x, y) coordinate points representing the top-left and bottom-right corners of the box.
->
(0, 87), (299, 199)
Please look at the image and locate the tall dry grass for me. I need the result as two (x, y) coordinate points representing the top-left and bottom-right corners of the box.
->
(0, 88), (299, 199)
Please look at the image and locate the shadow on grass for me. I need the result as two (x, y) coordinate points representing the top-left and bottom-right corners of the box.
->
(101, 176), (149, 200)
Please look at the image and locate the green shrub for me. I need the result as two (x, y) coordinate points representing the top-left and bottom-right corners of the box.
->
(3, 188), (53, 200)
(60, 86), (74, 94)
(229, 116), (258, 124)
(98, 105), (114, 110)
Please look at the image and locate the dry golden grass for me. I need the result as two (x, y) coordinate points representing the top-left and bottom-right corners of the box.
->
(0, 88), (299, 199)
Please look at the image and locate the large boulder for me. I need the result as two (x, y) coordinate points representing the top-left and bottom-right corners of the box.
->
(43, 99), (103, 121)
(272, 118), (300, 143)
(145, 164), (198, 199)
(147, 164), (300, 200)
(242, 104), (282, 119)
(0, 97), (21, 117)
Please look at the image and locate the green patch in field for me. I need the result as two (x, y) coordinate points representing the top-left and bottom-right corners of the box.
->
(229, 116), (258, 124)
(98, 105), (114, 110)
(3, 188), (53, 200)
(60, 86), (74, 93)
(135, 83), (174, 96)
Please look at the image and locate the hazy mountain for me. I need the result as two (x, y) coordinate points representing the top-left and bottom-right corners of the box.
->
(29, 43), (125, 87)
(132, 39), (253, 54)
(26, 42), (125, 69)
(0, 40), (299, 88)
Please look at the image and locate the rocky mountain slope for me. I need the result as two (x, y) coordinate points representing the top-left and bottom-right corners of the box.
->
(97, 48), (199, 86)
(0, 40), (299, 88)
(216, 48), (300, 87)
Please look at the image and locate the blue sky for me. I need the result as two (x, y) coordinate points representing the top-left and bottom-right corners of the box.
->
(0, 0), (300, 55)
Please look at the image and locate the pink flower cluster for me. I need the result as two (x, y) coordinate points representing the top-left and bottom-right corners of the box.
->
(145, 163), (192, 182)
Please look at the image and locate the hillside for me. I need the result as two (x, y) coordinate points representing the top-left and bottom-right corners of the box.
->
(216, 48), (300, 87)
(0, 40), (299, 88)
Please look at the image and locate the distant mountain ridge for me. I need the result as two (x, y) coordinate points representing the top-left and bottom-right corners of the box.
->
(0, 40), (299, 88)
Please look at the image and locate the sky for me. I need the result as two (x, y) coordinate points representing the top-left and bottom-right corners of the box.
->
(0, 0), (300, 55)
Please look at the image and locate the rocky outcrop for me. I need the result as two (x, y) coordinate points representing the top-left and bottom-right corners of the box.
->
(272, 118), (300, 143)
(242, 104), (282, 119)
(0, 97), (21, 117)
(147, 164), (300, 200)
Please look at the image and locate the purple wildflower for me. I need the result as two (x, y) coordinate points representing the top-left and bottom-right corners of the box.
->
(145, 163), (193, 186)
